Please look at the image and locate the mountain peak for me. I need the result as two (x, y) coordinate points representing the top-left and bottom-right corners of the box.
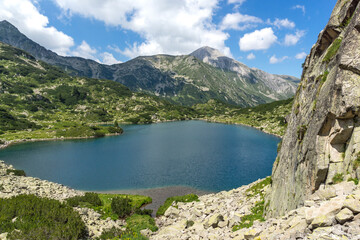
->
(190, 46), (225, 61)
(0, 20), (19, 31)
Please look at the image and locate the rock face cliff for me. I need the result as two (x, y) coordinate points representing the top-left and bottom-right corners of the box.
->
(267, 0), (360, 217)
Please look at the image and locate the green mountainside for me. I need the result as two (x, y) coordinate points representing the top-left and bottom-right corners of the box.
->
(0, 20), (298, 107)
(0, 42), (196, 142)
(0, 42), (292, 145)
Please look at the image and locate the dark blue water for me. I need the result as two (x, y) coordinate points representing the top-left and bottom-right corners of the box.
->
(0, 121), (280, 192)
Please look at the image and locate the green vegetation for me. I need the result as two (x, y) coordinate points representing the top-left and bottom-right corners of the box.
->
(156, 194), (199, 216)
(245, 177), (272, 199)
(233, 177), (271, 231)
(232, 200), (265, 231)
(6, 169), (26, 176)
(195, 98), (293, 136)
(323, 38), (342, 63)
(97, 228), (147, 240)
(66, 192), (103, 208)
(0, 42), (197, 143)
(186, 220), (195, 228)
(112, 197), (133, 218)
(348, 178), (359, 185)
(353, 153), (360, 170)
(332, 173), (344, 184)
(0, 194), (86, 239)
(126, 214), (158, 232)
(297, 125), (307, 142)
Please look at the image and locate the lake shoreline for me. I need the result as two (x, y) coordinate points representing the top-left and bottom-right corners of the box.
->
(97, 185), (213, 215)
(0, 119), (281, 150)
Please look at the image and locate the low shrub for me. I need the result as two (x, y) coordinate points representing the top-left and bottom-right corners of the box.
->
(0, 194), (86, 239)
(6, 169), (26, 176)
(67, 192), (103, 207)
(134, 208), (153, 216)
(111, 197), (133, 218)
(156, 194), (199, 216)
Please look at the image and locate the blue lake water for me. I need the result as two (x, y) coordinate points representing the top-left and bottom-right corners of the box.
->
(0, 121), (280, 192)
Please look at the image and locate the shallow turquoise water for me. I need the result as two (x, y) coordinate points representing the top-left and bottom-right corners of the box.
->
(0, 121), (280, 192)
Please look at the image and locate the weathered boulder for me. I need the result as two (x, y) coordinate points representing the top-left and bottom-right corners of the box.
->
(335, 208), (354, 224)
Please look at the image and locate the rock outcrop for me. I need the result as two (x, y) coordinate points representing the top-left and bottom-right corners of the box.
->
(267, 0), (360, 217)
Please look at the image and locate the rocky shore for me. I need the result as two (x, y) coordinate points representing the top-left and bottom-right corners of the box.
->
(2, 159), (360, 239)
(150, 180), (360, 240)
(0, 161), (126, 239)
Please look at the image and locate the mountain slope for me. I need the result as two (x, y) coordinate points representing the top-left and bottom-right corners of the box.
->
(0, 42), (196, 143)
(0, 20), (298, 107)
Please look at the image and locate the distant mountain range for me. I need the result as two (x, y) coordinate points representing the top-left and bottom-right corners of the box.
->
(0, 20), (299, 106)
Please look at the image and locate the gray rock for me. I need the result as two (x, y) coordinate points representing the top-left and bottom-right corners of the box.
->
(335, 208), (354, 224)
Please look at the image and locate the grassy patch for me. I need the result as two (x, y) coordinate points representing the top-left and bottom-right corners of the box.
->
(232, 200), (265, 231)
(332, 173), (344, 184)
(245, 177), (272, 199)
(95, 194), (152, 220)
(348, 178), (359, 185)
(126, 214), (158, 232)
(156, 194), (199, 216)
(323, 38), (342, 63)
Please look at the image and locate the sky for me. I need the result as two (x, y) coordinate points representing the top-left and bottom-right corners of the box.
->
(0, 0), (337, 78)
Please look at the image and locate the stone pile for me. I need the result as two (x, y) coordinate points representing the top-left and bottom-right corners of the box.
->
(150, 180), (360, 240)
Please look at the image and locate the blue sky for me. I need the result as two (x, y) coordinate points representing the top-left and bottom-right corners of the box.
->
(0, 0), (337, 78)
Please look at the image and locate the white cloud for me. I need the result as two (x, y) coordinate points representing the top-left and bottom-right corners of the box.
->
(220, 12), (262, 31)
(101, 52), (122, 65)
(239, 28), (277, 51)
(246, 53), (255, 60)
(0, 0), (74, 55)
(54, 0), (232, 58)
(269, 55), (288, 64)
(295, 52), (307, 59)
(292, 5), (306, 15)
(71, 40), (99, 61)
(228, 0), (246, 5)
(284, 30), (305, 46)
(272, 18), (295, 29)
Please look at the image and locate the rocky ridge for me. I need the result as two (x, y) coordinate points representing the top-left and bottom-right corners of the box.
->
(268, 0), (360, 217)
(0, 21), (298, 107)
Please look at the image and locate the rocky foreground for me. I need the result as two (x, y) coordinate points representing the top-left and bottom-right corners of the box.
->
(150, 179), (360, 240)
(1, 160), (360, 240)
(0, 161), (125, 239)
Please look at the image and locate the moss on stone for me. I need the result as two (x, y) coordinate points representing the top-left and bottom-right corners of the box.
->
(323, 38), (342, 63)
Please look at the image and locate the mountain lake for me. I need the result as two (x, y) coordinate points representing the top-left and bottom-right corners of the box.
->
(0, 121), (280, 192)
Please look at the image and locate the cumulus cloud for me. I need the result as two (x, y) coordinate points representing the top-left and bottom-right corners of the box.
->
(246, 53), (255, 60)
(228, 0), (246, 6)
(101, 52), (122, 65)
(71, 40), (99, 61)
(269, 55), (288, 64)
(284, 30), (305, 46)
(272, 18), (295, 29)
(54, 0), (231, 58)
(0, 0), (74, 55)
(292, 5), (306, 15)
(295, 52), (307, 59)
(220, 12), (262, 31)
(239, 28), (277, 51)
